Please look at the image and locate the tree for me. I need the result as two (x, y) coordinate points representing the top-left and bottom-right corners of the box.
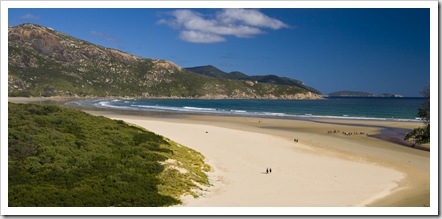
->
(405, 86), (430, 146)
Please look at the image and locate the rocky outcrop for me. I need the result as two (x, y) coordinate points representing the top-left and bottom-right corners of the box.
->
(9, 23), (140, 66)
(186, 91), (323, 100)
(8, 24), (322, 100)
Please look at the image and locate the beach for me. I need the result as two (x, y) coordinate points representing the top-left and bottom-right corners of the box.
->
(84, 109), (430, 207)
(7, 98), (431, 207)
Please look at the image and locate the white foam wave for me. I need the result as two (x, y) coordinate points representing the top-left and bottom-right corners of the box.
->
(231, 110), (247, 113)
(262, 112), (288, 117)
(131, 104), (183, 112)
(183, 106), (217, 111)
(95, 101), (133, 110)
(67, 99), (421, 122)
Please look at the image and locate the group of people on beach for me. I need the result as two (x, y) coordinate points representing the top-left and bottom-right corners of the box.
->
(327, 130), (368, 136)
(266, 168), (272, 174)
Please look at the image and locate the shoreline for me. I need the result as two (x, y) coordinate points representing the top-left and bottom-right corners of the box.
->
(84, 110), (429, 207)
(64, 97), (423, 123)
(9, 97), (424, 123)
(8, 97), (430, 207)
(99, 116), (407, 207)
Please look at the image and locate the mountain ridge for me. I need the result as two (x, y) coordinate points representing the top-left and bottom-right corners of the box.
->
(185, 65), (321, 94)
(8, 23), (322, 100)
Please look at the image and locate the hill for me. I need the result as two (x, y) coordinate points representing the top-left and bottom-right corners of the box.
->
(185, 65), (248, 80)
(8, 23), (322, 100)
(328, 90), (403, 97)
(185, 65), (321, 94)
(8, 102), (210, 206)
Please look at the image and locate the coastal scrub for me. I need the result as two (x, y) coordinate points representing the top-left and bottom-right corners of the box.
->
(8, 102), (210, 207)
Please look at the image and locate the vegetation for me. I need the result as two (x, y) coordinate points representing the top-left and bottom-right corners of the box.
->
(8, 24), (321, 99)
(404, 86), (430, 146)
(185, 65), (322, 94)
(8, 103), (210, 206)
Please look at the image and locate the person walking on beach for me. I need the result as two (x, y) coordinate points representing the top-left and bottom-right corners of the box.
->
(269, 168), (272, 173)
(266, 168), (269, 174)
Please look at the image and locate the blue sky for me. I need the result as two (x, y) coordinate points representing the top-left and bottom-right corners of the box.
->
(8, 8), (430, 97)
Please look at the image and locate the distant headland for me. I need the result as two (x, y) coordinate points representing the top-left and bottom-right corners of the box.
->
(327, 90), (403, 98)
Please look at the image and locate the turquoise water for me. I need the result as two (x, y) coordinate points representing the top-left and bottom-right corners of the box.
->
(68, 97), (425, 121)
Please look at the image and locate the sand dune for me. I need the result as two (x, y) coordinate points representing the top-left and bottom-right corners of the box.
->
(102, 115), (417, 207)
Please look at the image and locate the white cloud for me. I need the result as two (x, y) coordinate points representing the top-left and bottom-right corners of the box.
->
(179, 30), (226, 43)
(19, 13), (40, 21)
(218, 9), (288, 30)
(158, 9), (288, 43)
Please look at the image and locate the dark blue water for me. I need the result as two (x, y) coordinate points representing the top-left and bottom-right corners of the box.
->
(67, 97), (425, 121)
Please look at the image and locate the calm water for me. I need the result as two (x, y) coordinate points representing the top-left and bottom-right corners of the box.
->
(68, 97), (425, 121)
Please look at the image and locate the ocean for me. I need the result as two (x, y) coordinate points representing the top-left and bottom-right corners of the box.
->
(67, 97), (425, 122)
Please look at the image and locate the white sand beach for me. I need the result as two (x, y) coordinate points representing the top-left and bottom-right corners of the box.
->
(92, 112), (429, 207)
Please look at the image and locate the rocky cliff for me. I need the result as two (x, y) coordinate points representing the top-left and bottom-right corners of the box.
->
(8, 23), (323, 100)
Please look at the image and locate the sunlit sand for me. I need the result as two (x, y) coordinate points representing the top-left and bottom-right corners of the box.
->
(93, 112), (429, 207)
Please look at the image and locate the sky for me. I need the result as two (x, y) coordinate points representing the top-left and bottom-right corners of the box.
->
(8, 7), (430, 97)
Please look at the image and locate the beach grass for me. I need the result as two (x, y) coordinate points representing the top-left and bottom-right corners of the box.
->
(8, 102), (211, 207)
(157, 139), (211, 199)
(125, 122), (212, 199)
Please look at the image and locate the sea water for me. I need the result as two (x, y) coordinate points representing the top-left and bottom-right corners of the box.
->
(68, 97), (425, 121)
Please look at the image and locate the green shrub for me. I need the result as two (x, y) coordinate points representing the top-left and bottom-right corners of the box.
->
(8, 103), (186, 207)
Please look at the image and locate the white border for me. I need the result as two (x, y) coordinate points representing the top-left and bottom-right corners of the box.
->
(1, 0), (438, 8)
(429, 2), (439, 217)
(1, 0), (438, 216)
